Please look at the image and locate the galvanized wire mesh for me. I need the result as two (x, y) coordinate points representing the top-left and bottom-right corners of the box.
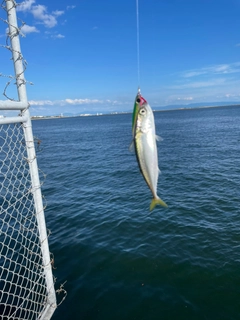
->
(0, 122), (51, 319)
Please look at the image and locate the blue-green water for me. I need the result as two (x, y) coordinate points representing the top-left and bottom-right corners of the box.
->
(33, 106), (240, 320)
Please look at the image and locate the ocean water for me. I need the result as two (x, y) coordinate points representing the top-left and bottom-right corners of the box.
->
(32, 106), (240, 320)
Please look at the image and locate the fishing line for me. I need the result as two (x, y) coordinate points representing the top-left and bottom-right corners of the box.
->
(136, 0), (140, 89)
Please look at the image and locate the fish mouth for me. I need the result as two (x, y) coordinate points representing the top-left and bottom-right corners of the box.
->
(132, 90), (148, 134)
(136, 93), (147, 106)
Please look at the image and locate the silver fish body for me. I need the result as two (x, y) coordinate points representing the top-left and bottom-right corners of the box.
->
(134, 99), (167, 210)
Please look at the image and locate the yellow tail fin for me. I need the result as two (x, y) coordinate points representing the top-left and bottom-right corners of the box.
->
(150, 197), (168, 211)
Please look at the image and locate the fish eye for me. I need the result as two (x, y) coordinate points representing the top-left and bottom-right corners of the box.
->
(136, 98), (141, 103)
(140, 108), (146, 115)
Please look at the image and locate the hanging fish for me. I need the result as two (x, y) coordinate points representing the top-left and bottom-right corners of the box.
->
(132, 90), (167, 211)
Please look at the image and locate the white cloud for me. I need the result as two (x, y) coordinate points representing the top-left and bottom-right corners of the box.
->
(177, 97), (193, 101)
(213, 64), (230, 73)
(52, 33), (65, 39)
(21, 24), (39, 35)
(224, 93), (240, 98)
(28, 98), (122, 107)
(65, 98), (104, 105)
(45, 32), (65, 39)
(17, 0), (35, 12)
(183, 71), (206, 78)
(31, 5), (57, 28)
(164, 62), (240, 105)
(67, 5), (76, 10)
(44, 31), (65, 39)
(29, 100), (54, 106)
(169, 78), (227, 90)
(52, 10), (64, 17)
(17, 0), (64, 28)
(182, 62), (240, 78)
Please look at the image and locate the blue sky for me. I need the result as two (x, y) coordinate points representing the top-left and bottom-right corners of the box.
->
(1, 0), (240, 115)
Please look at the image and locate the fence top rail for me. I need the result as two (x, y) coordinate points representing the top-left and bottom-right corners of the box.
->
(0, 100), (29, 110)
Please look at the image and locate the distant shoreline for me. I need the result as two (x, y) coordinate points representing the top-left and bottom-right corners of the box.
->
(31, 103), (240, 120)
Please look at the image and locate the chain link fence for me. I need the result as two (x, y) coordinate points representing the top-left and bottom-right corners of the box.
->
(0, 1), (57, 319)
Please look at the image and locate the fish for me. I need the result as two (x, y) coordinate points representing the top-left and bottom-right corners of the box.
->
(132, 90), (167, 211)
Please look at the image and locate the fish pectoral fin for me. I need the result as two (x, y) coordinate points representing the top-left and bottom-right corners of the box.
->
(155, 135), (163, 142)
(129, 141), (135, 152)
(150, 197), (168, 211)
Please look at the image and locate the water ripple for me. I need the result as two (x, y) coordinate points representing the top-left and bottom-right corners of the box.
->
(32, 107), (240, 320)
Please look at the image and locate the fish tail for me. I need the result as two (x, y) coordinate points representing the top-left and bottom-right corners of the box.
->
(150, 197), (168, 211)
